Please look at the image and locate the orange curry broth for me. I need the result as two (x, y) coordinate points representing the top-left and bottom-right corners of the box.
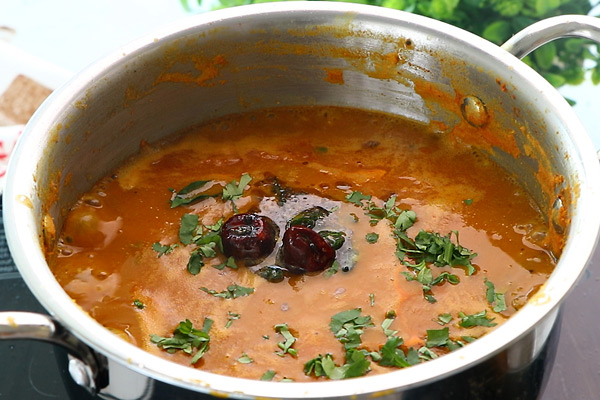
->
(49, 106), (556, 381)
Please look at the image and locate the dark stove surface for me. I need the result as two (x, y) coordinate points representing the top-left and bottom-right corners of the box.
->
(1, 211), (600, 400)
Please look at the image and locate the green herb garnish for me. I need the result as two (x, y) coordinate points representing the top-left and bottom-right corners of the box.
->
(287, 206), (330, 229)
(222, 173), (252, 212)
(304, 349), (371, 380)
(225, 311), (241, 328)
(330, 309), (374, 350)
(238, 353), (253, 364)
(399, 230), (477, 275)
(261, 370), (276, 381)
(323, 260), (341, 278)
(170, 180), (216, 208)
(179, 213), (200, 245)
(345, 191), (372, 207)
(459, 310), (497, 328)
(275, 324), (298, 357)
(378, 336), (420, 368)
(152, 242), (178, 257)
(484, 278), (507, 313)
(133, 299), (145, 309)
(200, 284), (255, 299)
(187, 250), (204, 275)
(437, 313), (453, 325)
(319, 230), (346, 250)
(381, 310), (398, 337)
(365, 232), (379, 244)
(257, 265), (285, 283)
(150, 318), (212, 364)
(426, 327), (450, 348)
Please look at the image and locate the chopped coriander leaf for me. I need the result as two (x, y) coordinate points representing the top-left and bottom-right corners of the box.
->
(463, 198), (473, 205)
(194, 231), (223, 252)
(238, 353), (253, 364)
(365, 232), (379, 244)
(369, 293), (375, 307)
(314, 146), (328, 153)
(399, 230), (477, 275)
(179, 213), (199, 245)
(426, 327), (449, 348)
(459, 310), (497, 328)
(170, 180), (216, 208)
(304, 354), (330, 378)
(133, 299), (145, 309)
(437, 313), (453, 325)
(152, 242), (178, 257)
(205, 218), (224, 232)
(381, 312), (398, 337)
(424, 293), (437, 304)
(150, 318), (212, 364)
(345, 191), (372, 207)
(275, 324), (298, 357)
(323, 260), (340, 278)
(417, 346), (438, 361)
(197, 242), (217, 258)
(187, 251), (204, 275)
(186, 230), (224, 274)
(261, 370), (276, 381)
(202, 317), (214, 333)
(378, 336), (413, 368)
(431, 272), (460, 286)
(394, 210), (417, 231)
(225, 311), (241, 328)
(330, 309), (374, 350)
(200, 284), (255, 299)
(214, 256), (238, 271)
(484, 278), (507, 313)
(304, 350), (370, 380)
(222, 173), (252, 204)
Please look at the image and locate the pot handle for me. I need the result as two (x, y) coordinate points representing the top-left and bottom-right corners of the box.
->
(501, 14), (600, 59)
(0, 311), (108, 394)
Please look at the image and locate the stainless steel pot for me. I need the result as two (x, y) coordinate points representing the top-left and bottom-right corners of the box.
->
(2, 3), (600, 399)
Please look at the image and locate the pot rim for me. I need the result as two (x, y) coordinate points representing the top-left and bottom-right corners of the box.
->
(4, 2), (600, 398)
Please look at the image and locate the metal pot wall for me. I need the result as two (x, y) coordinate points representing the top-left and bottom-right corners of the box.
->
(1, 3), (600, 399)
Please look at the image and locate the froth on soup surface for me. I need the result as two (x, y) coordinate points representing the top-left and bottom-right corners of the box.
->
(49, 106), (557, 381)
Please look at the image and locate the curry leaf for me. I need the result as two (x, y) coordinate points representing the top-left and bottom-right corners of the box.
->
(170, 180), (215, 208)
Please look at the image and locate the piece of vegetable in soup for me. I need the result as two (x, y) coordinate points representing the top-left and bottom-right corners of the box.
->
(49, 106), (558, 382)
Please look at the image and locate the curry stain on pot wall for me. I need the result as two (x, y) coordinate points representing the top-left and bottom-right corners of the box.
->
(36, 14), (569, 264)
